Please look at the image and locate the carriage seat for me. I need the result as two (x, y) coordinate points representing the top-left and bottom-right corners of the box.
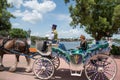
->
(36, 41), (58, 56)
(29, 48), (37, 52)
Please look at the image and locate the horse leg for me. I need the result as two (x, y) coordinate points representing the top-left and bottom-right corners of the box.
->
(9, 55), (19, 72)
(0, 54), (5, 71)
(25, 56), (32, 72)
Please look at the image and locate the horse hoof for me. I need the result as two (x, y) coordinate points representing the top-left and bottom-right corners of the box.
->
(25, 67), (32, 73)
(0, 65), (5, 71)
(9, 66), (16, 72)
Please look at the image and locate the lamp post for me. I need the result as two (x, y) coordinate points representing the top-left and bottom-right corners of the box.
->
(27, 29), (31, 47)
(27, 29), (31, 37)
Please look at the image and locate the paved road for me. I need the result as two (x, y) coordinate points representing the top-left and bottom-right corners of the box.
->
(0, 54), (120, 80)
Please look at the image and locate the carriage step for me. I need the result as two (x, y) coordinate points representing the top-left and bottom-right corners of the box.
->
(70, 71), (82, 76)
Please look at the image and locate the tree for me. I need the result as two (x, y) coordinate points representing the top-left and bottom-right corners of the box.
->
(0, 0), (14, 31)
(64, 0), (120, 41)
(0, 30), (9, 37)
(9, 28), (27, 38)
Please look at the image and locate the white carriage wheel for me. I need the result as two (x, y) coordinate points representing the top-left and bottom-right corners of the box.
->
(85, 54), (117, 80)
(51, 56), (60, 69)
(32, 57), (54, 80)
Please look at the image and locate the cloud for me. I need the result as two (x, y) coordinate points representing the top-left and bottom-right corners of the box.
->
(56, 14), (72, 22)
(21, 10), (42, 24)
(10, 0), (56, 23)
(12, 10), (42, 24)
(50, 14), (72, 23)
(12, 22), (27, 29)
(23, 0), (56, 13)
(31, 32), (41, 36)
(12, 10), (23, 17)
(58, 28), (92, 39)
(12, 23), (20, 27)
(7, 0), (23, 8)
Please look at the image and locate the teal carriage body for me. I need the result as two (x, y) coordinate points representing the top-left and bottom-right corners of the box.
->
(52, 41), (110, 64)
(33, 41), (117, 80)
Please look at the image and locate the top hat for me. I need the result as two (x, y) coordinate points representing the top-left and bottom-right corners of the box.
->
(52, 24), (57, 29)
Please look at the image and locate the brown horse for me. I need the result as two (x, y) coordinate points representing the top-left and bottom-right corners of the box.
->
(0, 38), (32, 72)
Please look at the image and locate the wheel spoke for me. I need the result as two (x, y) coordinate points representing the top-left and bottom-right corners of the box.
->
(35, 61), (43, 66)
(51, 56), (60, 69)
(101, 73), (106, 80)
(104, 71), (113, 76)
(89, 71), (98, 78)
(94, 72), (99, 80)
(45, 70), (52, 76)
(87, 70), (96, 74)
(37, 69), (44, 75)
(105, 68), (115, 73)
(98, 73), (101, 80)
(44, 71), (51, 77)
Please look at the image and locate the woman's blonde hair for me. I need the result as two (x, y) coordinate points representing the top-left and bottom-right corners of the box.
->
(80, 35), (85, 40)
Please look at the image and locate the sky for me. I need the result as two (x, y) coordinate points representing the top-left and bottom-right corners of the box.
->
(7, 0), (120, 39)
(7, 0), (92, 39)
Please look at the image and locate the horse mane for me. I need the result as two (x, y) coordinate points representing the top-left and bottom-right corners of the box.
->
(14, 38), (29, 53)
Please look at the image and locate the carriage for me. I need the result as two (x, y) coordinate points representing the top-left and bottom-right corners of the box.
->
(31, 40), (117, 80)
(0, 38), (117, 80)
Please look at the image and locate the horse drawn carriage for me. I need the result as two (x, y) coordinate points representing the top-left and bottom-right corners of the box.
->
(32, 40), (117, 80)
(0, 38), (117, 80)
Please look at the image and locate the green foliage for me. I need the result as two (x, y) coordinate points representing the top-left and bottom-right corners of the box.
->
(110, 45), (120, 55)
(0, 30), (9, 37)
(64, 0), (120, 40)
(0, 0), (14, 31)
(9, 28), (27, 38)
(31, 36), (39, 44)
(31, 36), (46, 44)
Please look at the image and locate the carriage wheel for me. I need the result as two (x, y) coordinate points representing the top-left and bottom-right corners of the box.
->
(85, 54), (117, 80)
(32, 57), (54, 80)
(51, 56), (60, 69)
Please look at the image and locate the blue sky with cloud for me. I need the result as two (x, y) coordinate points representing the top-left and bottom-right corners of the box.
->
(7, 0), (120, 39)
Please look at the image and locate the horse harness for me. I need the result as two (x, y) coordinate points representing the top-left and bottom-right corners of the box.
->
(0, 38), (12, 50)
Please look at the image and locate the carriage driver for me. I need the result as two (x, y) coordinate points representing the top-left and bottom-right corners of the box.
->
(48, 24), (58, 44)
(41, 24), (58, 52)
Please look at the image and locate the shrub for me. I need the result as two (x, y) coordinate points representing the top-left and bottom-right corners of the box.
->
(110, 45), (120, 55)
